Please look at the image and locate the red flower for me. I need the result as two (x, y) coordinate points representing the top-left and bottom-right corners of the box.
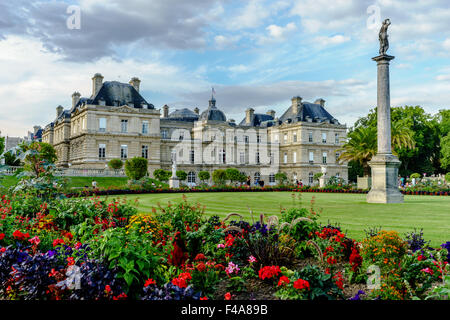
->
(196, 262), (206, 272)
(224, 292), (231, 300)
(258, 266), (281, 280)
(277, 276), (290, 287)
(12, 230), (30, 241)
(105, 285), (112, 293)
(417, 255), (425, 261)
(293, 279), (310, 291)
(67, 257), (75, 266)
(200, 296), (208, 300)
(0, 233), (4, 241)
(172, 272), (192, 288)
(194, 253), (206, 261)
(144, 278), (156, 287)
(53, 238), (65, 247)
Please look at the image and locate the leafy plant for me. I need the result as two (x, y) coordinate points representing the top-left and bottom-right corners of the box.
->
(124, 157), (148, 180)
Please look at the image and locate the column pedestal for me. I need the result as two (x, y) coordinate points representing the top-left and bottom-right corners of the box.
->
(169, 177), (180, 189)
(367, 154), (403, 203)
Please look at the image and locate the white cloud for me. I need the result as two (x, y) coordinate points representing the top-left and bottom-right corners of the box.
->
(314, 35), (351, 46)
(257, 22), (297, 44)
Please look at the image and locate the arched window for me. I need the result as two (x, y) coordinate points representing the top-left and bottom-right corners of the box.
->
(269, 173), (275, 183)
(188, 171), (196, 183)
(309, 172), (314, 185)
(254, 172), (261, 182)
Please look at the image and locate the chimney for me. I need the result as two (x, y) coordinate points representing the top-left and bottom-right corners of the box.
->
(314, 98), (325, 107)
(291, 96), (302, 114)
(72, 92), (81, 108)
(163, 104), (169, 118)
(245, 108), (255, 125)
(56, 105), (64, 118)
(129, 77), (141, 92)
(92, 73), (104, 97)
(194, 107), (199, 115)
(266, 110), (275, 118)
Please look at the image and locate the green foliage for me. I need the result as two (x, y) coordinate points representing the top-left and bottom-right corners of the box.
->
(0, 136), (4, 155)
(313, 172), (323, 182)
(108, 159), (123, 170)
(198, 171), (210, 182)
(425, 275), (450, 300)
(348, 160), (364, 182)
(153, 169), (171, 182)
(410, 173), (421, 179)
(275, 172), (288, 185)
(176, 170), (187, 181)
(445, 172), (450, 183)
(124, 157), (148, 180)
(441, 134), (450, 171)
(212, 169), (227, 185)
(225, 168), (241, 184)
(2, 151), (21, 166)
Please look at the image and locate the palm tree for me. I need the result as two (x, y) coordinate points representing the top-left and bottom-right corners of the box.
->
(338, 123), (415, 176)
(338, 126), (377, 176)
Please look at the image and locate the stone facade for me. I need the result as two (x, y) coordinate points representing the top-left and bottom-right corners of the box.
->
(42, 74), (348, 185)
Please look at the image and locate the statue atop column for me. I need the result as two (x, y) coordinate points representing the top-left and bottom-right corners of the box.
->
(379, 18), (391, 55)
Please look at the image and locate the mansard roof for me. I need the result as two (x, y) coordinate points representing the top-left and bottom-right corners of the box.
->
(279, 102), (339, 124)
(70, 81), (154, 113)
(166, 108), (199, 122)
(239, 113), (274, 127)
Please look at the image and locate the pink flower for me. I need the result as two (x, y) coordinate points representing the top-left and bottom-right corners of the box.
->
(225, 261), (240, 276)
(421, 267), (434, 275)
(248, 255), (257, 263)
(217, 243), (225, 249)
(28, 236), (40, 246)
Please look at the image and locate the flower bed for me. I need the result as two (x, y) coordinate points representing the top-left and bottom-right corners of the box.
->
(0, 193), (448, 300)
(63, 184), (449, 198)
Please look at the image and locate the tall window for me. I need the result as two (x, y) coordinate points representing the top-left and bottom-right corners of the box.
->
(190, 149), (195, 164)
(322, 132), (327, 143)
(99, 118), (106, 132)
(161, 130), (168, 139)
(283, 133), (288, 143)
(120, 145), (128, 159)
(98, 144), (106, 159)
(293, 132), (297, 142)
(257, 135), (261, 143)
(335, 133), (339, 144)
(283, 152), (288, 164)
(335, 152), (340, 163)
(293, 151), (297, 163)
(240, 152), (245, 164)
(220, 149), (226, 163)
(256, 152), (260, 164)
(142, 121), (149, 134)
(309, 151), (314, 163)
(309, 172), (314, 184)
(322, 152), (327, 164)
(121, 119), (128, 133)
(244, 135), (249, 143)
(254, 172), (260, 182)
(269, 173), (275, 183)
(142, 145), (148, 159)
(308, 132), (313, 142)
(188, 171), (196, 183)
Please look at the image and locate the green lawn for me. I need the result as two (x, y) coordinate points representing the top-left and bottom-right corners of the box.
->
(111, 192), (450, 247)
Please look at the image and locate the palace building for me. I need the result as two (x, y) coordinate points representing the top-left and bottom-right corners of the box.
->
(41, 74), (348, 185)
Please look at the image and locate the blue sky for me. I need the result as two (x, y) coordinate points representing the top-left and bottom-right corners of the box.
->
(1, 0), (450, 137)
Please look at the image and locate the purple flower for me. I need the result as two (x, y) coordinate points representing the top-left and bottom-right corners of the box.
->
(349, 290), (366, 300)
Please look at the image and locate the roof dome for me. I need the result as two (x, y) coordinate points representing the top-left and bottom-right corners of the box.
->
(168, 108), (199, 122)
(199, 97), (226, 122)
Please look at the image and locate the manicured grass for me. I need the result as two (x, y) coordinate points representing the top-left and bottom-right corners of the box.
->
(0, 175), (129, 189)
(112, 192), (450, 247)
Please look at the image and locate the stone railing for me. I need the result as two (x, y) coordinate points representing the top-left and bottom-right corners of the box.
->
(0, 166), (126, 177)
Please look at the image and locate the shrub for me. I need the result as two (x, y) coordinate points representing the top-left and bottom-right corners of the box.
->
(124, 157), (148, 180)
(225, 168), (241, 184)
(153, 169), (171, 182)
(176, 170), (187, 181)
(275, 172), (288, 185)
(313, 173), (323, 182)
(404, 228), (430, 253)
(445, 172), (450, 183)
(410, 173), (421, 179)
(198, 171), (210, 183)
(212, 169), (227, 185)
(108, 159), (123, 170)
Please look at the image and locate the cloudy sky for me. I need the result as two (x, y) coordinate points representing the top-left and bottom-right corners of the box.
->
(1, 0), (450, 136)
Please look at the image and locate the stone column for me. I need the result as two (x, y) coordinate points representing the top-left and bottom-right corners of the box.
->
(367, 54), (403, 203)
